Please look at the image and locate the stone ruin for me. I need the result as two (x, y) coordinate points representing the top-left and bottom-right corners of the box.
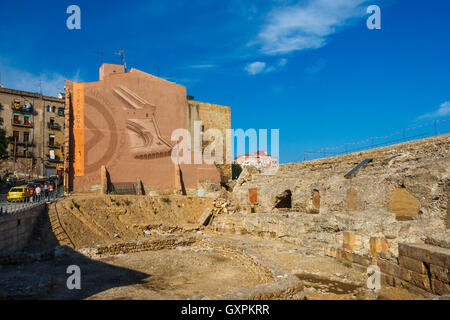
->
(210, 134), (450, 296)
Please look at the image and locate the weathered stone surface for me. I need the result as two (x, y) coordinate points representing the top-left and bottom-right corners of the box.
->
(198, 209), (213, 227)
(343, 232), (362, 251)
(388, 188), (420, 221)
(230, 135), (449, 255)
(432, 279), (450, 295)
(399, 256), (427, 274)
(398, 243), (450, 268)
(347, 188), (358, 211)
(234, 135), (448, 218)
(430, 264), (449, 283)
(248, 188), (258, 204)
(312, 190), (320, 211)
(447, 200), (450, 229)
(369, 237), (389, 255)
(425, 233), (450, 250)
(377, 259), (431, 291)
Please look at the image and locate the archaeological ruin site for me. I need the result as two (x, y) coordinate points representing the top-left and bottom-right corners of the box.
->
(1, 134), (448, 300)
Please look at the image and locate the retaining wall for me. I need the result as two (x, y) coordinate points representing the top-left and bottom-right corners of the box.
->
(0, 204), (45, 256)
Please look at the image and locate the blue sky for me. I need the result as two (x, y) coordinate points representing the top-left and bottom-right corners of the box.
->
(0, 0), (449, 163)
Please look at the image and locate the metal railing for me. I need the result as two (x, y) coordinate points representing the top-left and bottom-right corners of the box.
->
(301, 119), (450, 162)
(0, 187), (63, 216)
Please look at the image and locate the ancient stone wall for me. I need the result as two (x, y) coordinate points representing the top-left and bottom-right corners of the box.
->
(187, 100), (232, 182)
(232, 135), (449, 232)
(212, 135), (449, 260)
(0, 204), (45, 256)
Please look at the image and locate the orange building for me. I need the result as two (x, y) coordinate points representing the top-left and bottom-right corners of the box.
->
(65, 63), (228, 193)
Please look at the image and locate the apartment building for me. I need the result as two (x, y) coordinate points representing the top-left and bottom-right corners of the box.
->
(0, 86), (65, 178)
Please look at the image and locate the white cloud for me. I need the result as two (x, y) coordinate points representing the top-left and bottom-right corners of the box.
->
(418, 102), (450, 120)
(245, 61), (267, 75)
(245, 58), (288, 75)
(255, 0), (371, 55)
(0, 61), (81, 97)
(186, 64), (218, 69)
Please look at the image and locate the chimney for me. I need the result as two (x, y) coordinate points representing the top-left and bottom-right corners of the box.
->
(99, 63), (125, 81)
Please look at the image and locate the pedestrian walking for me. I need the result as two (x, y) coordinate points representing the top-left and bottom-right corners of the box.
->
(35, 185), (42, 202)
(44, 183), (49, 200)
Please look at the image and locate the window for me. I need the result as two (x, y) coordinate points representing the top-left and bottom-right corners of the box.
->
(13, 131), (19, 141)
(13, 114), (20, 124)
(24, 115), (30, 125)
(47, 105), (51, 112)
(52, 106), (56, 113)
(23, 132), (29, 143)
(58, 107), (65, 116)
(49, 134), (55, 146)
(50, 117), (55, 125)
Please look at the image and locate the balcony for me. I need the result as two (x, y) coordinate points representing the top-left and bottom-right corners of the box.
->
(46, 154), (63, 163)
(48, 122), (62, 131)
(11, 139), (36, 147)
(48, 142), (61, 149)
(15, 152), (35, 159)
(12, 119), (33, 128)
(12, 104), (34, 114)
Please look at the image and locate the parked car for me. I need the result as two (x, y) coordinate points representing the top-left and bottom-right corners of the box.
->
(7, 186), (31, 202)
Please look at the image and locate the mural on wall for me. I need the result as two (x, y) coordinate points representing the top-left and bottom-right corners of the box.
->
(113, 85), (173, 160)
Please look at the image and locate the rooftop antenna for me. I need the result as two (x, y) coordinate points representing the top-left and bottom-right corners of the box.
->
(115, 49), (127, 71)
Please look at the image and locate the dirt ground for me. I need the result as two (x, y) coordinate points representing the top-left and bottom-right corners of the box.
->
(0, 231), (427, 300)
(52, 194), (214, 248)
(0, 194), (430, 300)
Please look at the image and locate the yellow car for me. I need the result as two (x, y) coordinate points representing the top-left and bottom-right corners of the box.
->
(7, 186), (31, 202)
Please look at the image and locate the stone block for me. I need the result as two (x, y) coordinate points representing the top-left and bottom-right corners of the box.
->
(352, 252), (372, 267)
(399, 256), (427, 274)
(378, 259), (431, 291)
(430, 264), (449, 283)
(408, 269), (432, 292)
(388, 188), (420, 221)
(346, 188), (357, 211)
(381, 273), (395, 287)
(398, 243), (450, 269)
(198, 209), (213, 227)
(370, 237), (389, 255)
(377, 259), (402, 278)
(432, 279), (450, 295)
(342, 232), (362, 251)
